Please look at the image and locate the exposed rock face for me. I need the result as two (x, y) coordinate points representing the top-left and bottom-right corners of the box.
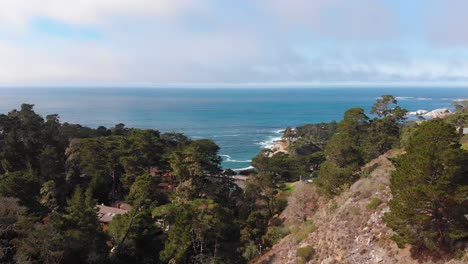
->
(268, 139), (290, 157)
(407, 109), (429, 116)
(252, 151), (467, 264)
(423, 108), (452, 118)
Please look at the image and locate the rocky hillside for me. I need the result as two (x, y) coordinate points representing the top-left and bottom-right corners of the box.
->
(253, 151), (467, 264)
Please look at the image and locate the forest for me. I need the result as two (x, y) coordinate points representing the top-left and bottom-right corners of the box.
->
(1, 96), (467, 263)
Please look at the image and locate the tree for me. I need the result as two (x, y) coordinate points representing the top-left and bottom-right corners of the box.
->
(371, 94), (397, 117)
(365, 95), (407, 160)
(339, 107), (369, 138)
(58, 186), (108, 263)
(108, 209), (161, 264)
(0, 197), (30, 263)
(40, 180), (60, 211)
(14, 216), (67, 264)
(127, 174), (165, 208)
(315, 132), (361, 196)
(0, 104), (45, 172)
(451, 100), (468, 113)
(384, 119), (468, 251)
(0, 170), (40, 210)
(159, 199), (231, 263)
(285, 182), (319, 223)
(239, 210), (269, 260)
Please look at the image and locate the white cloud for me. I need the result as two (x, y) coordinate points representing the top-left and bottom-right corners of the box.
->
(0, 0), (205, 28)
(0, 0), (466, 85)
(256, 0), (397, 40)
(425, 0), (468, 47)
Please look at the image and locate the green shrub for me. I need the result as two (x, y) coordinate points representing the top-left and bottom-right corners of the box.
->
(362, 163), (379, 178)
(263, 226), (290, 246)
(329, 201), (338, 213)
(297, 245), (315, 262)
(367, 198), (382, 210)
(239, 168), (256, 175)
(293, 220), (317, 244)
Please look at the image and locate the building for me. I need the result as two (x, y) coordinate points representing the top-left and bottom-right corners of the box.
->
(458, 127), (468, 137)
(96, 204), (130, 231)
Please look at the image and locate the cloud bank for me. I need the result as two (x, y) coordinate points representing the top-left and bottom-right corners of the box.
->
(0, 0), (467, 85)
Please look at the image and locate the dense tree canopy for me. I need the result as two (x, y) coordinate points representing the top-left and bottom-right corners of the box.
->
(384, 119), (468, 251)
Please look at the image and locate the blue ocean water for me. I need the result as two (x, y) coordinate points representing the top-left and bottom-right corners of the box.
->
(0, 87), (467, 170)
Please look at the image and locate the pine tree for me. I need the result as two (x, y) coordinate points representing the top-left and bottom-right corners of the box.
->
(60, 186), (108, 263)
(384, 119), (468, 251)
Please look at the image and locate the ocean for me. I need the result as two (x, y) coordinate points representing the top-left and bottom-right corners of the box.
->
(0, 87), (467, 170)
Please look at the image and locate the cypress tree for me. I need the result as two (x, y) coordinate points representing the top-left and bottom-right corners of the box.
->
(384, 119), (468, 251)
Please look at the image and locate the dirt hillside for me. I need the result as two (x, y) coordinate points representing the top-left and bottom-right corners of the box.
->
(253, 151), (467, 264)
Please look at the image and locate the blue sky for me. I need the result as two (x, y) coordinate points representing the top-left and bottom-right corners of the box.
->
(1, 0), (468, 86)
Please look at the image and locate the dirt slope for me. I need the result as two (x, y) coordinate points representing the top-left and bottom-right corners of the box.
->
(253, 151), (467, 264)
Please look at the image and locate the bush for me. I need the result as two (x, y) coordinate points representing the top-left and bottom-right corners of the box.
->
(239, 168), (256, 176)
(223, 168), (237, 176)
(329, 201), (338, 213)
(361, 163), (379, 178)
(367, 198), (382, 210)
(293, 220), (317, 244)
(297, 245), (315, 262)
(263, 226), (290, 246)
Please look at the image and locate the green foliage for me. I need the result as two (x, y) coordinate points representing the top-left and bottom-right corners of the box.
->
(292, 220), (317, 244)
(14, 216), (68, 264)
(315, 133), (360, 196)
(0, 197), (30, 263)
(451, 100), (468, 113)
(400, 122), (419, 149)
(238, 168), (256, 175)
(59, 186), (108, 263)
(367, 198), (383, 210)
(314, 108), (369, 196)
(108, 209), (161, 264)
(223, 168), (237, 176)
(0, 104), (250, 263)
(316, 96), (408, 196)
(445, 112), (468, 127)
(295, 122), (338, 144)
(279, 182), (295, 194)
(127, 174), (165, 208)
(160, 198), (233, 263)
(0, 170), (40, 210)
(40, 180), (60, 211)
(384, 119), (468, 251)
(371, 95), (397, 117)
(263, 226), (290, 247)
(297, 245), (315, 263)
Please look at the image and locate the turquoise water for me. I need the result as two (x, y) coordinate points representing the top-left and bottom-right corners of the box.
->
(0, 87), (467, 170)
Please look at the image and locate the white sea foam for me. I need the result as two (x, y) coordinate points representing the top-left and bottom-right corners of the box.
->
(233, 166), (255, 171)
(395, 96), (415, 100)
(395, 96), (432, 101)
(255, 136), (283, 149)
(213, 134), (240, 137)
(221, 154), (252, 163)
(254, 129), (285, 149)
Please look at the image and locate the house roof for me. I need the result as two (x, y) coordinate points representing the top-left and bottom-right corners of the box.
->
(110, 201), (132, 211)
(96, 204), (129, 223)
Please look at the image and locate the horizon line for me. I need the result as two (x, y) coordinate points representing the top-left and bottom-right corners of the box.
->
(1, 81), (468, 89)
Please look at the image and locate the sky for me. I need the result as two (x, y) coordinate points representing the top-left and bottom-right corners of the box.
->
(1, 0), (468, 86)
